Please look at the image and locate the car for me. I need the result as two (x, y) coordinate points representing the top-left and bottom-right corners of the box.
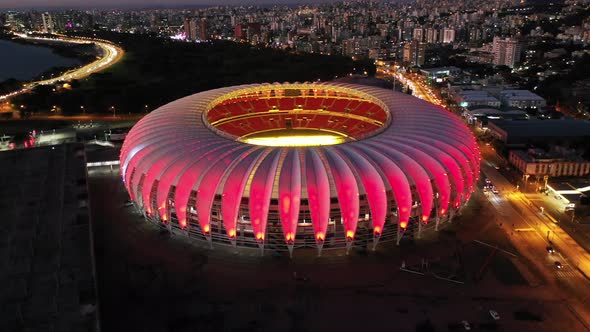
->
(554, 261), (563, 269)
(489, 310), (500, 320)
(461, 320), (471, 330)
(491, 187), (499, 194)
(495, 166), (501, 170)
(485, 178), (491, 184)
(483, 186), (488, 192)
(546, 246), (555, 254)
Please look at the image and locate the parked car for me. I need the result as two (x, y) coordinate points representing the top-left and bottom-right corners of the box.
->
(489, 310), (500, 320)
(546, 246), (555, 254)
(554, 261), (563, 269)
(461, 320), (471, 330)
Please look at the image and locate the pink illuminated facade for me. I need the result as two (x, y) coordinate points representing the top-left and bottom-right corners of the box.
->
(120, 83), (480, 255)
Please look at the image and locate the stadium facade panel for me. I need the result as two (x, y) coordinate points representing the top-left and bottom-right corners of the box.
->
(120, 83), (480, 255)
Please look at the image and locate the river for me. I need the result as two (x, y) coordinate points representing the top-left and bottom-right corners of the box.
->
(0, 39), (81, 82)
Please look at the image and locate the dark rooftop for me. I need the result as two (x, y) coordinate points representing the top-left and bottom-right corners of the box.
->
(490, 118), (590, 138)
(0, 144), (99, 331)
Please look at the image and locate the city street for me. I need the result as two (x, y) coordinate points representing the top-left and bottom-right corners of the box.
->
(480, 143), (590, 253)
(376, 65), (444, 107)
(480, 157), (590, 323)
(379, 66), (590, 325)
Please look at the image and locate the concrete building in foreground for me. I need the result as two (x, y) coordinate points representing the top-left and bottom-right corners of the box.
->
(0, 144), (99, 331)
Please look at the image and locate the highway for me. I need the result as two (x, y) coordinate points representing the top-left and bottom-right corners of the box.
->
(0, 33), (124, 101)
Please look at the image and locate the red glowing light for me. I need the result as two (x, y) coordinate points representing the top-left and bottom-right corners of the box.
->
(422, 215), (428, 222)
(285, 232), (294, 242)
(180, 219), (187, 228)
(374, 226), (381, 235)
(346, 230), (355, 239)
(400, 221), (408, 229)
(256, 232), (265, 241)
(203, 224), (210, 233)
(228, 229), (236, 238)
(316, 232), (325, 241)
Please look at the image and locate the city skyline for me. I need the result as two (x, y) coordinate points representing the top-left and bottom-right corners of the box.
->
(1, 0), (331, 10)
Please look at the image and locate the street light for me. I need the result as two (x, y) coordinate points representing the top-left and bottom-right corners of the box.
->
(110, 105), (116, 118)
(80, 105), (85, 114)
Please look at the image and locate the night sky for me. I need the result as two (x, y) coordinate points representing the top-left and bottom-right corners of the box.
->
(0, 0), (321, 9)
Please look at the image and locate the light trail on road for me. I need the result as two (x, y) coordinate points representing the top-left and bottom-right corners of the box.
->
(376, 65), (444, 106)
(0, 33), (124, 101)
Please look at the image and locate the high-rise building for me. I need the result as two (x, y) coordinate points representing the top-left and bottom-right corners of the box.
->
(235, 24), (245, 40)
(183, 17), (195, 40)
(184, 17), (207, 41)
(235, 23), (261, 42)
(199, 18), (207, 40)
(30, 11), (44, 32)
(492, 37), (522, 68)
(426, 28), (438, 43)
(403, 40), (426, 67)
(442, 28), (455, 43)
(41, 12), (54, 34)
(413, 28), (424, 42)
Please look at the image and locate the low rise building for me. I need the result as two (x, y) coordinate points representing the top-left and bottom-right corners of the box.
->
(498, 90), (546, 109)
(488, 118), (590, 146)
(547, 180), (590, 208)
(463, 108), (528, 128)
(509, 149), (590, 177)
(420, 66), (462, 82)
(454, 90), (501, 108)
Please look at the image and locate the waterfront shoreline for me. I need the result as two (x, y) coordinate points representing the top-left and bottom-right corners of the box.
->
(0, 33), (96, 84)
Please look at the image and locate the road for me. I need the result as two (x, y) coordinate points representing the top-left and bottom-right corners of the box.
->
(480, 143), (590, 253)
(376, 65), (444, 106)
(481, 156), (590, 322)
(380, 66), (590, 324)
(0, 33), (124, 101)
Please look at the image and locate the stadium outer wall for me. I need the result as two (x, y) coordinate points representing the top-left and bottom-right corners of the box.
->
(120, 82), (481, 255)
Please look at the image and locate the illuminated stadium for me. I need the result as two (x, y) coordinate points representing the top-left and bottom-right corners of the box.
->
(120, 83), (480, 255)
